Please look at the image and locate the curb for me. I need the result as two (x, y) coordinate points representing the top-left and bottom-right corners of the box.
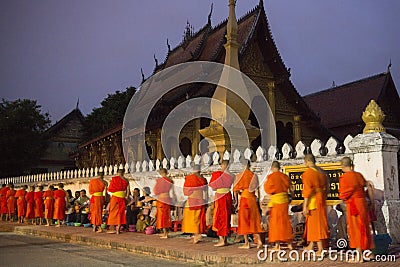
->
(3, 223), (261, 265)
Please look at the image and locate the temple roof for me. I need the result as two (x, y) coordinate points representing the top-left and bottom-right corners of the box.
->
(46, 108), (84, 138)
(303, 72), (390, 130)
(152, 1), (288, 76)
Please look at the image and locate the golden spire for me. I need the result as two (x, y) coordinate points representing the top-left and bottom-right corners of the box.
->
(225, 0), (239, 69)
(362, 100), (386, 133)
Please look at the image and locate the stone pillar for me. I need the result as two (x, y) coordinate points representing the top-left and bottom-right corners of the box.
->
(349, 100), (400, 243)
(349, 133), (400, 243)
(192, 119), (200, 156)
(156, 130), (163, 160)
(267, 81), (275, 118)
(293, 115), (301, 145)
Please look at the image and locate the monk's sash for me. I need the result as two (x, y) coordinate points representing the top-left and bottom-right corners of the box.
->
(240, 189), (256, 198)
(112, 191), (126, 198)
(267, 192), (289, 208)
(308, 188), (322, 210)
(92, 192), (103, 197)
(216, 188), (230, 194)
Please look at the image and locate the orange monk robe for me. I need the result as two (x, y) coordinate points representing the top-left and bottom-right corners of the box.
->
(53, 189), (66, 220)
(34, 191), (44, 218)
(182, 174), (208, 234)
(107, 175), (128, 226)
(15, 189), (27, 217)
(339, 171), (373, 250)
(25, 191), (35, 219)
(0, 186), (10, 214)
(89, 178), (106, 226)
(6, 189), (16, 216)
(264, 172), (293, 243)
(209, 171), (233, 237)
(43, 190), (54, 219)
(153, 176), (173, 229)
(233, 169), (264, 235)
(302, 168), (329, 242)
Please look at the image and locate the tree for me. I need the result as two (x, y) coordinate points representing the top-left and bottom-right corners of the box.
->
(0, 99), (51, 177)
(84, 86), (136, 139)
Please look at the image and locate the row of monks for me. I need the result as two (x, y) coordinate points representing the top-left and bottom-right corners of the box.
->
(0, 155), (374, 261)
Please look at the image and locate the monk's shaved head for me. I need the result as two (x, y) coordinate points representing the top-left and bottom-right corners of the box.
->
(341, 157), (353, 167)
(271, 160), (280, 169)
(304, 154), (316, 164)
(158, 168), (168, 176)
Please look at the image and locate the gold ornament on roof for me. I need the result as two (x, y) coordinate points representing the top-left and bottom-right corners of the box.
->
(362, 100), (386, 133)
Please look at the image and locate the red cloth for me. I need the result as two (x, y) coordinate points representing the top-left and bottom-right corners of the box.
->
(183, 174), (207, 210)
(210, 171), (233, 237)
(0, 186), (10, 214)
(43, 190), (54, 219)
(34, 191), (44, 218)
(154, 176), (173, 229)
(153, 176), (173, 195)
(233, 169), (264, 235)
(53, 189), (66, 220)
(89, 178), (106, 226)
(6, 189), (16, 216)
(156, 201), (171, 229)
(25, 191), (35, 219)
(107, 175), (128, 226)
(339, 171), (373, 250)
(15, 189), (27, 217)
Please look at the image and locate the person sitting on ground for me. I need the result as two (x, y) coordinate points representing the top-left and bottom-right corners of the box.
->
(75, 189), (90, 224)
(126, 188), (141, 231)
(65, 189), (75, 223)
(136, 212), (150, 232)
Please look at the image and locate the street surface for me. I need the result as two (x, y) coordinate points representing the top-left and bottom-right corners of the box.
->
(0, 232), (196, 267)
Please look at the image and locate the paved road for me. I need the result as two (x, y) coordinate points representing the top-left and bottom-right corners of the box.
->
(0, 233), (197, 267)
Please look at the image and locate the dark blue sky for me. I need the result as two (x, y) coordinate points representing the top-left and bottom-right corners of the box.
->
(1, 0), (399, 123)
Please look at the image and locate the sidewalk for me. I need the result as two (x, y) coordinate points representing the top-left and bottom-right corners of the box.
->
(0, 221), (399, 266)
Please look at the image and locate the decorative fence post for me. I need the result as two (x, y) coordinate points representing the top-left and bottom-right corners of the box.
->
(349, 100), (400, 243)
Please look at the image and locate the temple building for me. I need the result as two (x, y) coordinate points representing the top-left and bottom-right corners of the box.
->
(72, 0), (400, 169)
(304, 70), (400, 141)
(34, 107), (85, 173)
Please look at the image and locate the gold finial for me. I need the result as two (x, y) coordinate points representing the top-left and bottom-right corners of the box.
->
(362, 100), (386, 133)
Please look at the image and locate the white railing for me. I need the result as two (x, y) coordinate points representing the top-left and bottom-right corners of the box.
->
(0, 134), (353, 185)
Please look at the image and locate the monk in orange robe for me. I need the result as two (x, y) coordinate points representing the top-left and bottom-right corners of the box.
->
(34, 185), (44, 225)
(6, 183), (16, 221)
(339, 157), (373, 262)
(0, 184), (10, 220)
(233, 161), (264, 249)
(53, 183), (66, 227)
(89, 170), (107, 233)
(25, 185), (35, 224)
(209, 160), (233, 247)
(15, 185), (27, 223)
(153, 168), (173, 238)
(264, 161), (293, 250)
(182, 165), (208, 244)
(107, 168), (129, 234)
(43, 185), (54, 226)
(302, 154), (329, 254)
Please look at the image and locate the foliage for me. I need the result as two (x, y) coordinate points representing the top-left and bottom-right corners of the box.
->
(84, 86), (136, 139)
(0, 99), (51, 177)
